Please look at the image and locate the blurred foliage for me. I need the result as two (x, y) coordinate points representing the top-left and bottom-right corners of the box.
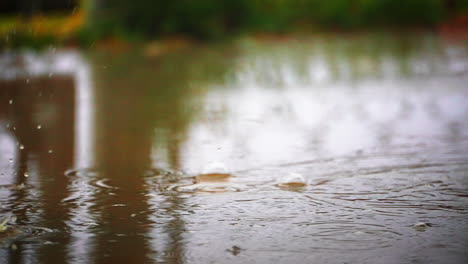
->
(85, 0), (467, 40)
(0, 11), (84, 49)
(1, 0), (467, 48)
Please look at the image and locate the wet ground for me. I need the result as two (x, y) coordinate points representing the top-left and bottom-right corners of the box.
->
(0, 33), (467, 264)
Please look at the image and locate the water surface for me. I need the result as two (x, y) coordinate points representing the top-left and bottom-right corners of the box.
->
(1, 33), (468, 264)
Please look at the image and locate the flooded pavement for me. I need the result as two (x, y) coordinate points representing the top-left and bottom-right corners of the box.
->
(0, 33), (468, 263)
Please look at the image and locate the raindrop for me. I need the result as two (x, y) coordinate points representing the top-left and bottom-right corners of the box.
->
(19, 145), (24, 150)
(24, 172), (29, 177)
(202, 161), (228, 174)
(413, 222), (432, 231)
(276, 172), (307, 190)
(8, 99), (13, 104)
(37, 125), (42, 129)
(12, 127), (16, 130)
(48, 150), (53, 154)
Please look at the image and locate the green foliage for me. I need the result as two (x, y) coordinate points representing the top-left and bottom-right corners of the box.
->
(88, 0), (252, 39)
(304, 0), (446, 28)
(0, 31), (58, 50)
(86, 0), (465, 39)
(3, 0), (465, 47)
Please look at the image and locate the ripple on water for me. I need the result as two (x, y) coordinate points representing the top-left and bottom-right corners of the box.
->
(304, 222), (402, 251)
(65, 167), (184, 192)
(167, 172), (247, 194)
(65, 168), (116, 191)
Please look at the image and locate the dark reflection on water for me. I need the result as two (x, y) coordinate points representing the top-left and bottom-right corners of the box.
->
(0, 33), (468, 264)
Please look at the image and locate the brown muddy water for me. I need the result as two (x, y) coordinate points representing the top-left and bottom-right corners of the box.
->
(0, 33), (467, 264)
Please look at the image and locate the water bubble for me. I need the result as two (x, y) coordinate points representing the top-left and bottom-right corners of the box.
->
(413, 222), (432, 231)
(37, 125), (42, 129)
(202, 161), (228, 174)
(276, 172), (307, 190)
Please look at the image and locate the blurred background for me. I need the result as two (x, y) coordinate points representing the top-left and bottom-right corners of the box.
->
(0, 1), (468, 264)
(0, 0), (467, 48)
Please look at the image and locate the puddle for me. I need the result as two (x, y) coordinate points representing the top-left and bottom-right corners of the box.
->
(1, 33), (468, 263)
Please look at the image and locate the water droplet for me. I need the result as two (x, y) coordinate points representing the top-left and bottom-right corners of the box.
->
(413, 222), (432, 231)
(37, 125), (42, 129)
(202, 161), (228, 174)
(48, 149), (53, 154)
(24, 172), (29, 177)
(8, 99), (13, 104)
(20, 145), (24, 150)
(12, 126), (16, 130)
(276, 173), (307, 190)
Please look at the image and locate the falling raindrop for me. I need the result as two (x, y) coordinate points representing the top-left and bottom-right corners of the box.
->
(24, 172), (29, 177)
(37, 125), (42, 129)
(48, 150), (53, 154)
(12, 127), (16, 130)
(8, 99), (13, 104)
(20, 145), (24, 150)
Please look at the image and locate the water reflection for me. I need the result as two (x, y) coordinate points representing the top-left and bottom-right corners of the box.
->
(0, 33), (467, 264)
